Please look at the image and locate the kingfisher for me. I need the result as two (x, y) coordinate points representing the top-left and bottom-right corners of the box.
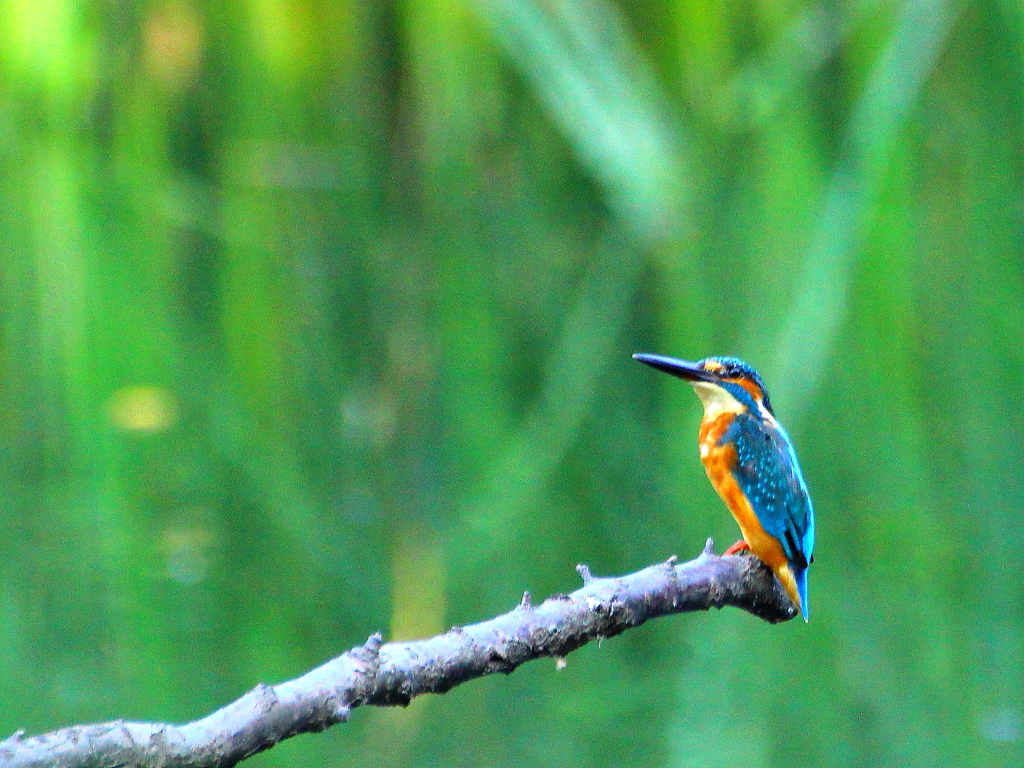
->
(634, 352), (815, 621)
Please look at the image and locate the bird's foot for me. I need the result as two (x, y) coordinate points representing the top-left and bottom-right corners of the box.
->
(723, 539), (751, 556)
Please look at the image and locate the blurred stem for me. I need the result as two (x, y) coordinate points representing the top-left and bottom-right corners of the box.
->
(764, 0), (957, 420)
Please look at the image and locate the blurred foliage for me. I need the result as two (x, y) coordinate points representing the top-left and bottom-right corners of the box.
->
(0, 0), (1023, 766)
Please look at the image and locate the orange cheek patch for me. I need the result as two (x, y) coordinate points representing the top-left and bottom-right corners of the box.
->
(732, 378), (764, 403)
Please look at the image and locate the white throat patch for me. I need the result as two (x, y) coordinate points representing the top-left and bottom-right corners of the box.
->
(691, 381), (745, 419)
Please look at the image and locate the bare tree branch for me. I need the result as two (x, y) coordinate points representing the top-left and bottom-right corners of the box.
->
(0, 542), (796, 768)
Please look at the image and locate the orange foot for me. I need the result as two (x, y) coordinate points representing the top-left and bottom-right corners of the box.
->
(723, 539), (750, 556)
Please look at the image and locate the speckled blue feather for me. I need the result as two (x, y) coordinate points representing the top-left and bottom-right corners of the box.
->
(720, 409), (815, 619)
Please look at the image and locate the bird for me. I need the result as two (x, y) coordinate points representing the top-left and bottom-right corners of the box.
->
(633, 352), (815, 621)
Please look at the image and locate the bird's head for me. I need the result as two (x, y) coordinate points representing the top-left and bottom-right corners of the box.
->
(633, 353), (774, 420)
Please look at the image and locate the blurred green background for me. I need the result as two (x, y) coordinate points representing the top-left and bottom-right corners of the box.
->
(1, 0), (1023, 766)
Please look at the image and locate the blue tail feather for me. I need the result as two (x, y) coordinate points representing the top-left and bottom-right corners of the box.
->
(794, 567), (809, 622)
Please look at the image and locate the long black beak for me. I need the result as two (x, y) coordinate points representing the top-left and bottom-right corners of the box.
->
(633, 353), (717, 383)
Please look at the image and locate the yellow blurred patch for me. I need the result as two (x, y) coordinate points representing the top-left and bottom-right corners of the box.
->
(143, 1), (205, 91)
(390, 531), (447, 643)
(109, 386), (178, 433)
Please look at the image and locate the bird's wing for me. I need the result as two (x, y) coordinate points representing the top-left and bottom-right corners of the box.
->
(725, 413), (815, 568)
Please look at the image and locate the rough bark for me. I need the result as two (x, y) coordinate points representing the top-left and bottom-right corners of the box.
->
(0, 542), (796, 768)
